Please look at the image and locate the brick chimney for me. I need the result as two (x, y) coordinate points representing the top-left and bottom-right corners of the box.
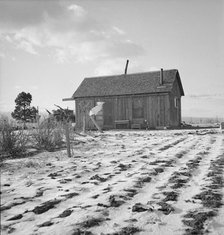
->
(160, 68), (163, 85)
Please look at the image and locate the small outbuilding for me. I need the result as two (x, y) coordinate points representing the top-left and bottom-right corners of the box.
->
(65, 69), (184, 130)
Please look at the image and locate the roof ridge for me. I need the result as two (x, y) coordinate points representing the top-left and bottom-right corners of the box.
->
(85, 69), (178, 80)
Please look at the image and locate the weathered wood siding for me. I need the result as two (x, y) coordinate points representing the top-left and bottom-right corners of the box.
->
(169, 79), (182, 127)
(75, 93), (173, 130)
(115, 96), (131, 121)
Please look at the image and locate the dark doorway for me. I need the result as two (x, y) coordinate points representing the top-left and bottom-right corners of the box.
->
(103, 101), (113, 128)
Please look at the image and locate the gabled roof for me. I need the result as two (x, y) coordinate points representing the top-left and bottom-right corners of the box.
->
(72, 69), (184, 99)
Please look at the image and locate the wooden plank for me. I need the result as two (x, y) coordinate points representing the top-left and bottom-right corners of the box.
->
(155, 96), (159, 127)
(165, 94), (170, 126)
(148, 96), (152, 127)
(160, 95), (165, 126)
(117, 98), (121, 120)
(159, 96), (162, 126)
(114, 97), (118, 123)
(103, 99), (114, 128)
(148, 96), (153, 127)
(121, 97), (125, 119)
(145, 96), (149, 122)
(125, 97), (129, 120)
(169, 95), (173, 126)
(153, 97), (156, 127)
(76, 99), (82, 130)
(128, 97), (132, 122)
(149, 96), (153, 127)
(75, 92), (176, 130)
(143, 96), (147, 121)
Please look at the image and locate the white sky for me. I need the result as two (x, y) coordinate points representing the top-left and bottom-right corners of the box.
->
(0, 0), (224, 118)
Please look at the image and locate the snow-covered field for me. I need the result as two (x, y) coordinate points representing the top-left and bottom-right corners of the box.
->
(1, 129), (224, 235)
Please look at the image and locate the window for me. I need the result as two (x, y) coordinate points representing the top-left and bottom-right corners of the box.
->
(133, 97), (144, 118)
(174, 97), (180, 108)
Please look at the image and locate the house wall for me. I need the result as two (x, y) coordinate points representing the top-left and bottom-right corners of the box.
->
(145, 94), (170, 128)
(169, 79), (182, 127)
(75, 93), (172, 130)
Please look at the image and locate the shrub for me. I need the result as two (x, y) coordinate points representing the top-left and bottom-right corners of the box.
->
(33, 118), (64, 151)
(0, 119), (28, 158)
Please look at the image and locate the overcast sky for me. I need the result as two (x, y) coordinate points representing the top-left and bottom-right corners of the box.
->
(0, 0), (224, 118)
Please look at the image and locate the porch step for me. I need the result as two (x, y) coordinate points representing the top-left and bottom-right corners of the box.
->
(115, 120), (130, 129)
(131, 123), (142, 129)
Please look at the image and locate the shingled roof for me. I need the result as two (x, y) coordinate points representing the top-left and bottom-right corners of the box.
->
(72, 69), (184, 98)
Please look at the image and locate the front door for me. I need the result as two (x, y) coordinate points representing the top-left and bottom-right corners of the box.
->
(103, 101), (113, 128)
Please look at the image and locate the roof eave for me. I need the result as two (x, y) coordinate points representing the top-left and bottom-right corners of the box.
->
(73, 91), (170, 99)
(62, 98), (75, 101)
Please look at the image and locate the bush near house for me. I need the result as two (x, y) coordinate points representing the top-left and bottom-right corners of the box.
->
(32, 118), (64, 151)
(0, 119), (28, 158)
(52, 108), (75, 123)
(0, 116), (66, 160)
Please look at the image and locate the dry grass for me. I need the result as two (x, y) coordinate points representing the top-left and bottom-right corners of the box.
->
(0, 119), (28, 158)
(32, 118), (64, 151)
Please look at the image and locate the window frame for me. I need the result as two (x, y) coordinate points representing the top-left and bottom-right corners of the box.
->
(174, 97), (180, 108)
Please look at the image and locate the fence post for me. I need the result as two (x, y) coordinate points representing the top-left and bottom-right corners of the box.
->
(54, 104), (72, 158)
(82, 115), (86, 133)
(64, 121), (71, 158)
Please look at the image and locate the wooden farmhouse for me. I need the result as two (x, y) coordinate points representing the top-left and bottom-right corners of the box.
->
(66, 69), (184, 130)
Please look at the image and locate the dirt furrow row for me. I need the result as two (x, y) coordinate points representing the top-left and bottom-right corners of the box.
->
(181, 136), (224, 234)
(1, 130), (223, 235)
(16, 134), (196, 235)
(81, 135), (209, 234)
